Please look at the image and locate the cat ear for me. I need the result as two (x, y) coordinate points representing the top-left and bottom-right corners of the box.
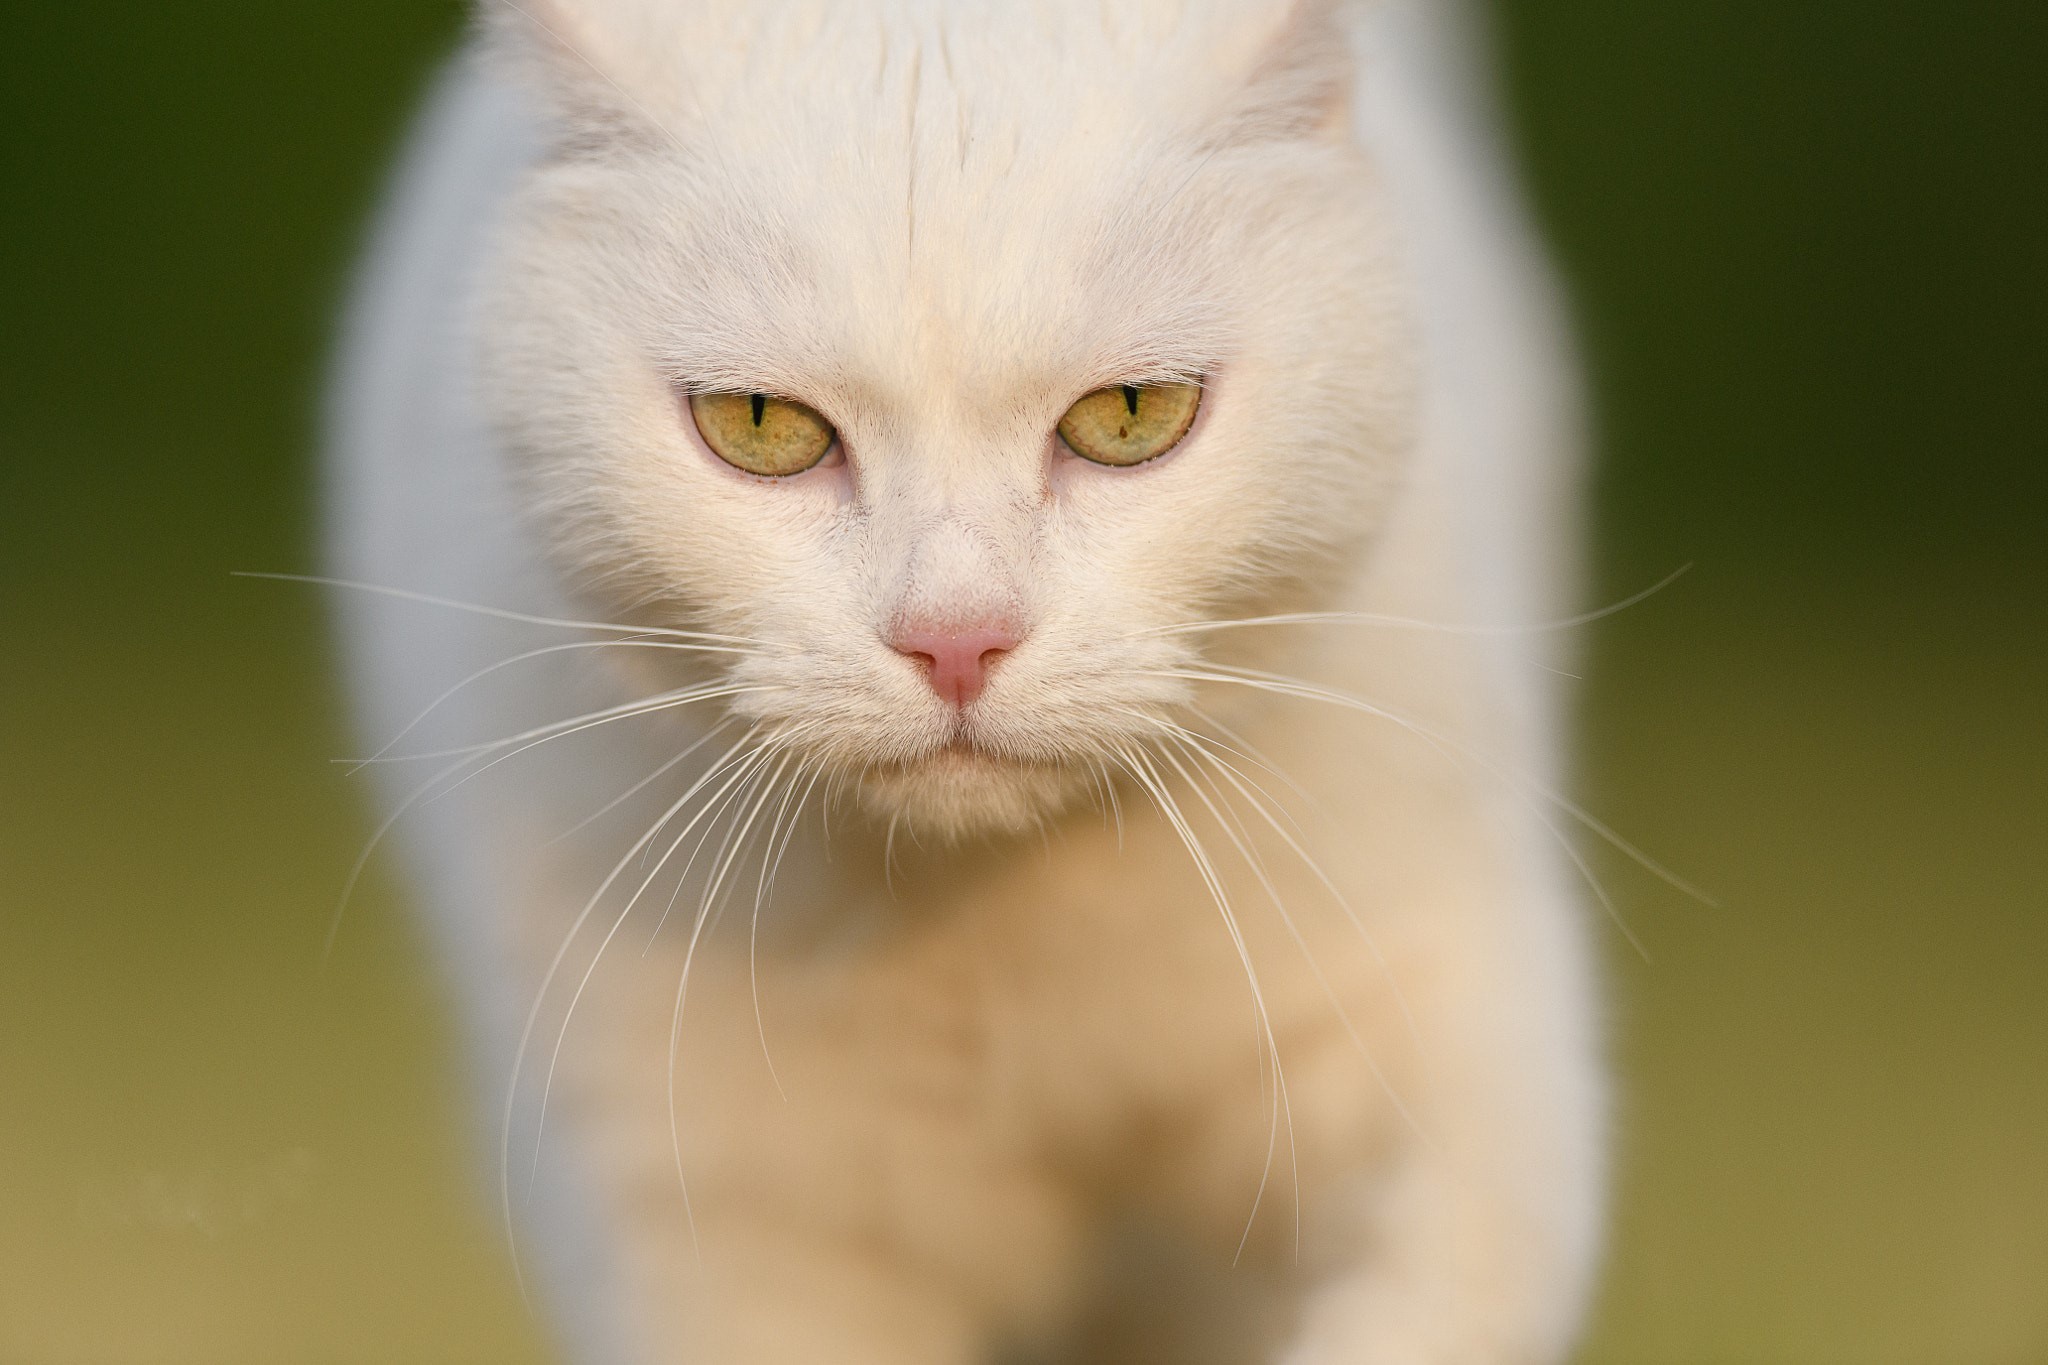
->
(476, 0), (674, 151)
(1215, 0), (1360, 146)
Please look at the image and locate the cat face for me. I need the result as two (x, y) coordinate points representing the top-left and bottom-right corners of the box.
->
(477, 0), (1415, 835)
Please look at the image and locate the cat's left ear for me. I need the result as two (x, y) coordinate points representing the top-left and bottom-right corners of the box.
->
(1215, 0), (1360, 145)
(477, 0), (674, 152)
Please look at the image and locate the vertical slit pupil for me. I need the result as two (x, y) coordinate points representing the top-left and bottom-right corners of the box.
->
(750, 393), (767, 426)
(1121, 385), (1140, 417)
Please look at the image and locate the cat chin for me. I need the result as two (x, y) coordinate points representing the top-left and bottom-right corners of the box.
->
(855, 746), (1087, 841)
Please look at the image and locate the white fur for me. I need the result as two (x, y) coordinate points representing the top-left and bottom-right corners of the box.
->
(327, 1), (1603, 1360)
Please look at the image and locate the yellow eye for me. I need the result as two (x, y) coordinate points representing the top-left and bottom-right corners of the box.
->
(688, 391), (836, 477)
(1057, 381), (1201, 467)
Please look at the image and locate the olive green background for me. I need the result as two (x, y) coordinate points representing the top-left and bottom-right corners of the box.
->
(2, 3), (2042, 1362)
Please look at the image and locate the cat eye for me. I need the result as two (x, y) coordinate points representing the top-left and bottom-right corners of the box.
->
(1057, 382), (1201, 467)
(689, 391), (837, 477)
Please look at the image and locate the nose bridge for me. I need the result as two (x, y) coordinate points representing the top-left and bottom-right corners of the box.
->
(881, 420), (1038, 510)
(894, 507), (1021, 627)
(865, 431), (1036, 629)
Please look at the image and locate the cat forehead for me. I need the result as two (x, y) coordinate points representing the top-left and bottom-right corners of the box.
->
(515, 0), (1334, 395)
(532, 0), (1309, 115)
(506, 0), (1347, 176)
(625, 135), (1233, 404)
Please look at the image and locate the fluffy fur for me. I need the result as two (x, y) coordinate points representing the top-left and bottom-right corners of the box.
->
(327, 1), (1604, 1361)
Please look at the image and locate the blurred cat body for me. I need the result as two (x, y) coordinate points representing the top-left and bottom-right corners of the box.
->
(328, 1), (1603, 1362)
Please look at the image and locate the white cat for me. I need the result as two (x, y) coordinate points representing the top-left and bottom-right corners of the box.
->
(326, 1), (1604, 1361)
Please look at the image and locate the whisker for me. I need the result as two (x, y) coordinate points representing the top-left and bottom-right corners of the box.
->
(751, 755), (827, 1101)
(347, 637), (760, 773)
(544, 717), (739, 849)
(638, 747), (778, 953)
(1185, 704), (1319, 816)
(526, 726), (819, 1276)
(689, 748), (796, 968)
(344, 680), (776, 766)
(1147, 668), (1663, 958)
(1151, 665), (1711, 909)
(1111, 742), (1295, 1263)
(641, 720), (826, 955)
(497, 726), (763, 1302)
(1131, 564), (1690, 641)
(235, 570), (767, 645)
(529, 742), (779, 1191)
(1132, 712), (1422, 1041)
(1084, 756), (1124, 846)
(322, 683), (772, 960)
(666, 734), (803, 1246)
(883, 812), (903, 897)
(1154, 738), (1321, 1256)
(1215, 662), (1711, 906)
(1152, 727), (1430, 1149)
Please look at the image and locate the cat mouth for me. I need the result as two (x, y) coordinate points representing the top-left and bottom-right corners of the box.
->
(857, 732), (1079, 836)
(929, 732), (1010, 765)
(878, 726), (1046, 781)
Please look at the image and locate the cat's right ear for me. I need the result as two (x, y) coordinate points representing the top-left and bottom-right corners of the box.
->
(476, 0), (675, 153)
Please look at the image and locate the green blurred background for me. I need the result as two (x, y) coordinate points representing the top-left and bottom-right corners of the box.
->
(2, 3), (2042, 1361)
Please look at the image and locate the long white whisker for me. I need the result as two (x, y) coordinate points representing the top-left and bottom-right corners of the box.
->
(1155, 728), (1429, 1150)
(1131, 713), (1310, 846)
(323, 683), (770, 959)
(544, 717), (739, 849)
(882, 812), (903, 898)
(687, 749), (788, 964)
(1133, 564), (1691, 641)
(496, 726), (761, 1302)
(530, 742), (781, 1189)
(348, 637), (759, 773)
(1150, 668), (1659, 959)
(1112, 743), (1293, 1264)
(640, 721), (824, 953)
(1156, 744), (1311, 1224)
(1080, 757), (1116, 844)
(638, 748), (776, 952)
(667, 737), (798, 1250)
(1133, 712), (1421, 1040)
(1152, 665), (1711, 911)
(1213, 662), (1710, 907)
(1097, 756), (1127, 847)
(1184, 704), (1319, 816)
(235, 570), (766, 645)
(347, 681), (775, 766)
(1149, 738), (1317, 1255)
(751, 756), (826, 1102)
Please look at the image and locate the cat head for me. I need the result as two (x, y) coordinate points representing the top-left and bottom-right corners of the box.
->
(475, 0), (1416, 837)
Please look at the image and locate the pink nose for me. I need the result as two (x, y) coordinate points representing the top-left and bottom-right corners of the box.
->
(889, 621), (1020, 710)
